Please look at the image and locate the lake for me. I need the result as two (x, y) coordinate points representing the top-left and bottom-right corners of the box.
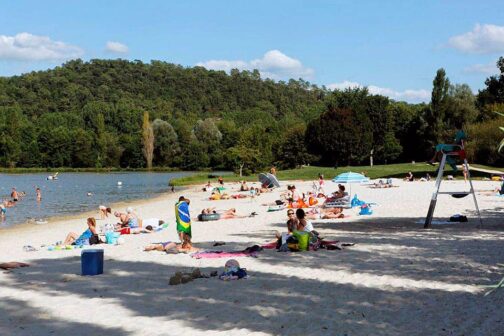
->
(0, 172), (195, 228)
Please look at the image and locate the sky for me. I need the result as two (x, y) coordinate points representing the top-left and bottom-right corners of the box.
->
(1, 0), (504, 103)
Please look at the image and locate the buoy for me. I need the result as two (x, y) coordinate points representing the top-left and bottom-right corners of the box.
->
(117, 181), (123, 186)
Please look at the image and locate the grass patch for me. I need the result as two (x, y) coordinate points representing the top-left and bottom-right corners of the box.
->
(170, 162), (504, 186)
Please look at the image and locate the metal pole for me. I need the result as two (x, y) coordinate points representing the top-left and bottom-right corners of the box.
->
(464, 160), (483, 228)
(424, 154), (447, 228)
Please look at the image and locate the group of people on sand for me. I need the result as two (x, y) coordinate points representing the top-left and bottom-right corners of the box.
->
(63, 204), (167, 246)
(144, 196), (197, 253)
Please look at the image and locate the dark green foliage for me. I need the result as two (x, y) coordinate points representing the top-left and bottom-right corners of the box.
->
(275, 124), (317, 169)
(0, 59), (500, 169)
(306, 105), (373, 166)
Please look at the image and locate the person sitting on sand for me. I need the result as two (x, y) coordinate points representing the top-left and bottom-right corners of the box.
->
(99, 205), (112, 219)
(286, 210), (298, 233)
(295, 209), (314, 233)
(203, 181), (213, 192)
(125, 207), (141, 229)
(114, 211), (128, 227)
(260, 184), (271, 193)
(63, 217), (98, 246)
(240, 181), (250, 192)
(404, 172), (414, 182)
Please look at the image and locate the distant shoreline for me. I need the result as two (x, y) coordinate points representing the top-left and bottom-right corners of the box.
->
(0, 167), (187, 174)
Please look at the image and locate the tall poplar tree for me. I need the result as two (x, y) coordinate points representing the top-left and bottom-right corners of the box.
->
(142, 111), (154, 169)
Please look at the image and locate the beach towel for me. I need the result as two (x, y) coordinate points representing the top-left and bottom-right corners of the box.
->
(191, 251), (259, 259)
(175, 200), (192, 237)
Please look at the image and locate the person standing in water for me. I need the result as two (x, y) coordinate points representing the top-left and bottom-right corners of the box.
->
(36, 187), (42, 202)
(175, 196), (192, 245)
(11, 188), (19, 202)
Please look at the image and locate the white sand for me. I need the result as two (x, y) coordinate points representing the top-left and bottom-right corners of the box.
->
(1, 178), (503, 335)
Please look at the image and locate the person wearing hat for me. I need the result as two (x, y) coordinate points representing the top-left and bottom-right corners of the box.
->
(175, 196), (192, 244)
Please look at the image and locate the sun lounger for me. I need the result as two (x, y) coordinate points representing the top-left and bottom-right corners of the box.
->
(323, 196), (351, 208)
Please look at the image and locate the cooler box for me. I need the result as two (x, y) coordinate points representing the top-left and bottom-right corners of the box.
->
(81, 249), (104, 276)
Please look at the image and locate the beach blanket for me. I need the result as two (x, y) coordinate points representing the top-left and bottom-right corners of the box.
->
(175, 200), (191, 237)
(191, 251), (259, 259)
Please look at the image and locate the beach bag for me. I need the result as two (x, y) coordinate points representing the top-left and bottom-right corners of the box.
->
(449, 214), (468, 222)
(286, 236), (299, 251)
(293, 231), (309, 251)
(89, 234), (101, 245)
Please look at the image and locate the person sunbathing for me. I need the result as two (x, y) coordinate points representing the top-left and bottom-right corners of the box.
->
(320, 207), (344, 219)
(63, 217), (98, 246)
(114, 211), (128, 227)
(327, 185), (348, 201)
(218, 208), (248, 219)
(200, 208), (247, 219)
(144, 235), (198, 253)
(0, 262), (30, 270)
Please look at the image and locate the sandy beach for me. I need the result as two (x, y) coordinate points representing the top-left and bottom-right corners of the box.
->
(1, 178), (503, 336)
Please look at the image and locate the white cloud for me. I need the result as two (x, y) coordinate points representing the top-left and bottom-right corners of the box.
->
(0, 32), (83, 61)
(105, 41), (129, 54)
(463, 62), (498, 75)
(327, 81), (430, 103)
(196, 50), (314, 80)
(448, 24), (504, 54)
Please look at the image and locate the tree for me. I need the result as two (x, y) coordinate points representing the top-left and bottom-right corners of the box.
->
(141, 111), (154, 169)
(225, 146), (261, 176)
(477, 57), (504, 111)
(446, 84), (478, 126)
(305, 106), (373, 166)
(425, 68), (450, 145)
(152, 119), (179, 166)
(382, 132), (403, 163)
(275, 124), (316, 168)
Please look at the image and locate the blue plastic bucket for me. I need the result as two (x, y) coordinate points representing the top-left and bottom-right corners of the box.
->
(81, 249), (104, 276)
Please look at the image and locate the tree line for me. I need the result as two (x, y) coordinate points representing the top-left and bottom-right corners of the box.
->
(0, 58), (503, 172)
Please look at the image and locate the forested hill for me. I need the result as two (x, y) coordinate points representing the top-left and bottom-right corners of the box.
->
(0, 58), (503, 170)
(1, 59), (324, 121)
(0, 59), (325, 169)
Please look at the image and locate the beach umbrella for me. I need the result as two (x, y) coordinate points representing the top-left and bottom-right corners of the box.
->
(332, 172), (369, 195)
(258, 173), (280, 188)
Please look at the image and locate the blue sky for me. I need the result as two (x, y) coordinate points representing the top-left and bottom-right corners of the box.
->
(1, 0), (504, 102)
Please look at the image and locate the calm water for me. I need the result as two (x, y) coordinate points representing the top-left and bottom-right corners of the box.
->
(0, 172), (194, 228)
